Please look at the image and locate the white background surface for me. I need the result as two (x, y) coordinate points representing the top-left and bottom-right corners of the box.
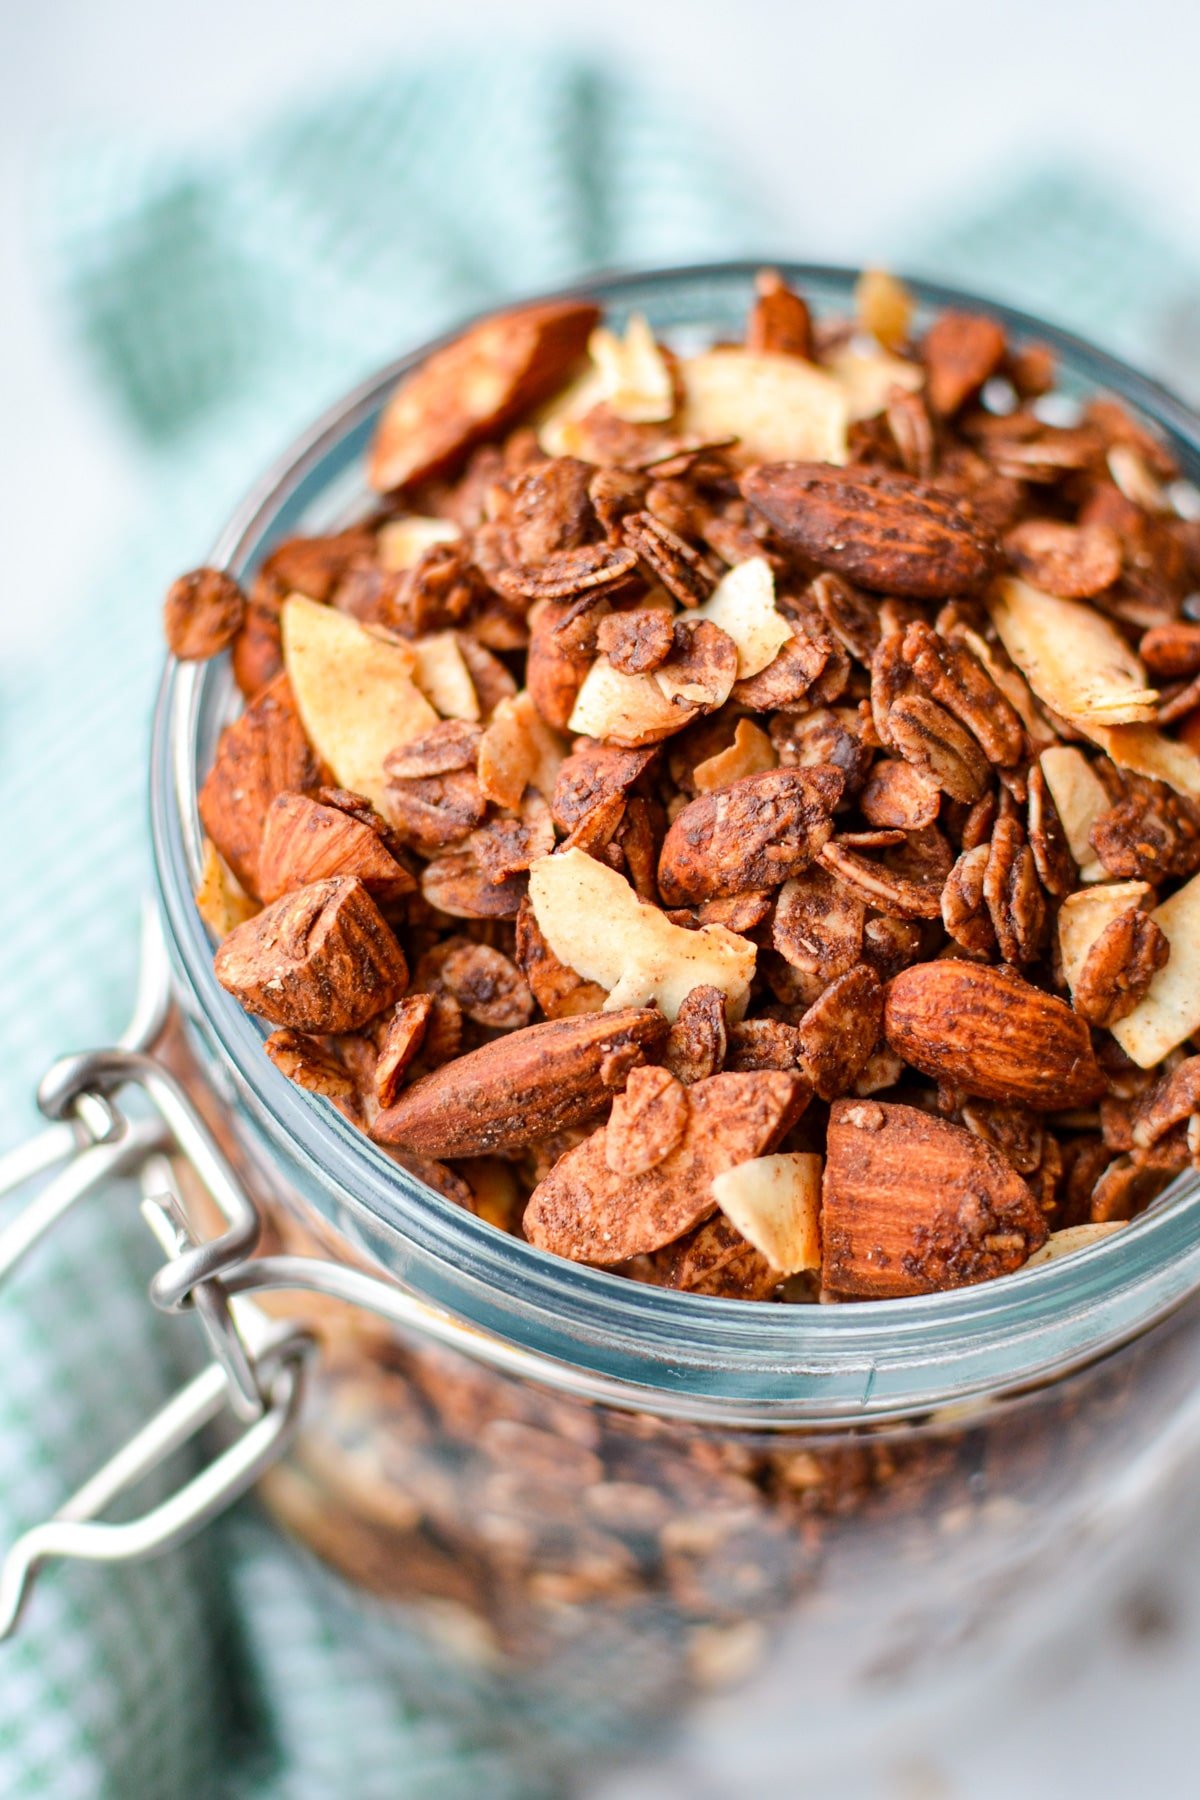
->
(4, 4), (1200, 1795)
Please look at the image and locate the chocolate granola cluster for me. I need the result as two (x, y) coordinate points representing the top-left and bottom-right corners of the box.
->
(169, 269), (1200, 1302)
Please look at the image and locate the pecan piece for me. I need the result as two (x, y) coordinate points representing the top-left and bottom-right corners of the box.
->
(369, 300), (600, 491)
(884, 962), (1105, 1108)
(258, 791), (415, 904)
(523, 1069), (805, 1264)
(264, 1030), (359, 1110)
(371, 1007), (668, 1156)
(901, 620), (1025, 767)
(1072, 909), (1170, 1028)
(1026, 763), (1076, 898)
(1131, 1057), (1200, 1149)
(198, 672), (323, 897)
(163, 567), (245, 660)
(821, 1100), (1046, 1299)
(214, 877), (408, 1033)
(743, 463), (999, 599)
(795, 963), (883, 1100)
(657, 767), (843, 904)
(982, 813), (1046, 965)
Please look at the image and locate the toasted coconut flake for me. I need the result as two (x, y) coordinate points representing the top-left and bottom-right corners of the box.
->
(711, 1153), (822, 1275)
(477, 690), (567, 810)
(1078, 723), (1200, 802)
(528, 847), (756, 1020)
(1057, 881), (1154, 999)
(281, 596), (438, 810)
(825, 345), (923, 421)
(677, 349), (848, 466)
(854, 269), (914, 352)
(569, 656), (696, 747)
(988, 577), (1159, 726)
(1024, 1223), (1127, 1267)
(1037, 746), (1110, 881)
(412, 632), (480, 721)
(1112, 868), (1200, 1067)
(194, 838), (259, 939)
(690, 557), (793, 679)
(588, 313), (675, 423)
(376, 516), (461, 572)
(694, 718), (778, 794)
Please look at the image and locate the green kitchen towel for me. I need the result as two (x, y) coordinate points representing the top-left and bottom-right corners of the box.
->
(2, 48), (1199, 1800)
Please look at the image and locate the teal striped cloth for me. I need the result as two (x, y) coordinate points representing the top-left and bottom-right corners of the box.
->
(1, 51), (1197, 1798)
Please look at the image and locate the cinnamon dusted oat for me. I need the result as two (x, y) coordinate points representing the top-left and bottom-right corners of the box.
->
(175, 269), (1200, 1304)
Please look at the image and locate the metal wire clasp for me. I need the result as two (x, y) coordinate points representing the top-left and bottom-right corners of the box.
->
(0, 909), (314, 1639)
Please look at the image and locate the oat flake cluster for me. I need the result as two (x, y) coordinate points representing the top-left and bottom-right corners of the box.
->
(168, 268), (1200, 1302)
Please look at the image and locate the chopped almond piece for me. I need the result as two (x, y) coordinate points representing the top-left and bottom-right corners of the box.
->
(821, 1100), (1047, 1298)
(258, 791), (415, 904)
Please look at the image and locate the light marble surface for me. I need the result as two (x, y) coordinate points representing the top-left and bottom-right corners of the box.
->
(3, 4), (1200, 1794)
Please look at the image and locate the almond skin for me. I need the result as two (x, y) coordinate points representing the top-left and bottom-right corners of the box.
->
(258, 791), (415, 904)
(884, 961), (1105, 1109)
(215, 876), (408, 1033)
(743, 462), (999, 599)
(821, 1099), (1047, 1298)
(371, 1007), (669, 1156)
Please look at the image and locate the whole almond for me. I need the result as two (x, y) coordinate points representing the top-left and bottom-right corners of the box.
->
(743, 462), (999, 598)
(884, 961), (1105, 1109)
(369, 299), (600, 492)
(371, 1007), (668, 1156)
(821, 1099), (1047, 1298)
(215, 877), (408, 1033)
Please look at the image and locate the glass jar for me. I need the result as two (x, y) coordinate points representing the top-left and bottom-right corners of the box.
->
(60, 264), (1200, 1779)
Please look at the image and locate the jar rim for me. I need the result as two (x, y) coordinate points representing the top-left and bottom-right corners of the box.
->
(151, 259), (1200, 1423)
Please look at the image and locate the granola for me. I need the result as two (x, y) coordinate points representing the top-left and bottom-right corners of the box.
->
(176, 270), (1200, 1303)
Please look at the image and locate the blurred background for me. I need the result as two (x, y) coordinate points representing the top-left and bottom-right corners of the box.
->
(2, 2), (1199, 1795)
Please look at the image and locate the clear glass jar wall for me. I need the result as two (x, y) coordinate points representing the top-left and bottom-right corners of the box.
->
(152, 265), (1200, 1758)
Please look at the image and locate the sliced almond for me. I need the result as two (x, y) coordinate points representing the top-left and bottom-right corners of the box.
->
(568, 655), (695, 747)
(988, 576), (1158, 726)
(693, 718), (778, 794)
(825, 345), (923, 421)
(1077, 723), (1200, 802)
(477, 690), (567, 810)
(711, 1152), (822, 1275)
(376, 515), (460, 572)
(677, 349), (848, 466)
(1037, 746), (1110, 881)
(412, 632), (480, 721)
(1057, 881), (1154, 999)
(194, 838), (259, 939)
(1111, 868), (1200, 1067)
(282, 595), (437, 810)
(528, 847), (756, 1020)
(587, 313), (675, 423)
(1024, 1222), (1127, 1268)
(689, 557), (793, 679)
